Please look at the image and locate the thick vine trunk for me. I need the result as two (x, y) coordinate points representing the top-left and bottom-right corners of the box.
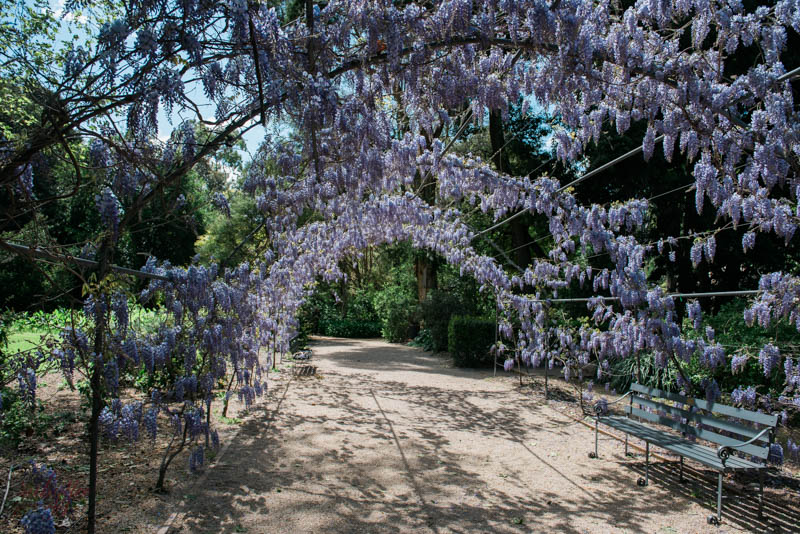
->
(87, 356), (102, 534)
(156, 422), (188, 493)
(222, 371), (236, 417)
(87, 246), (111, 534)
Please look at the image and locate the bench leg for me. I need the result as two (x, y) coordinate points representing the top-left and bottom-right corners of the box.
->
(707, 472), (723, 525)
(589, 418), (599, 459)
(679, 456), (684, 482)
(758, 470), (764, 519)
(624, 433), (628, 456)
(637, 442), (650, 486)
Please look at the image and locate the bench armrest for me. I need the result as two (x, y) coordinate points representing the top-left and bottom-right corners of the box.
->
(593, 390), (632, 416)
(716, 426), (773, 467)
(606, 390), (632, 405)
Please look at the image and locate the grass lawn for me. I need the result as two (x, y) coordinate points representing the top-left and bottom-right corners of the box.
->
(6, 329), (50, 353)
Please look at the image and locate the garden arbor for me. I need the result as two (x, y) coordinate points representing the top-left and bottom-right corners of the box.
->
(2, 1), (800, 532)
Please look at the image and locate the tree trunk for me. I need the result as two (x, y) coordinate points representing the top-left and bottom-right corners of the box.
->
(489, 109), (533, 269)
(415, 256), (437, 302)
(510, 218), (533, 270)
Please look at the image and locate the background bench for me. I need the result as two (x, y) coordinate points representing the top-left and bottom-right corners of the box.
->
(590, 383), (779, 525)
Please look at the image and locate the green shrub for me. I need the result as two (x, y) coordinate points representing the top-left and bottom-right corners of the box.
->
(318, 318), (382, 338)
(448, 315), (495, 367)
(690, 300), (799, 395)
(420, 290), (469, 352)
(409, 328), (434, 351)
(0, 388), (75, 447)
(381, 307), (412, 343)
(298, 290), (337, 335)
(300, 286), (382, 340)
(373, 285), (415, 343)
(347, 288), (379, 322)
(608, 354), (681, 394)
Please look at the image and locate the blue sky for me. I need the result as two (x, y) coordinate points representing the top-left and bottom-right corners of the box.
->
(47, 0), (272, 163)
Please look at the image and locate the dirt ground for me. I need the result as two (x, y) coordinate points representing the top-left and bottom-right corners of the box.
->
(154, 337), (800, 534)
(0, 359), (260, 533)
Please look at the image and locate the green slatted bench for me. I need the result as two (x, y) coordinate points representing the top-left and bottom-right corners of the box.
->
(589, 383), (779, 526)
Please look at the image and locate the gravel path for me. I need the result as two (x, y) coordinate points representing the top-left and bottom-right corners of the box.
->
(167, 337), (790, 534)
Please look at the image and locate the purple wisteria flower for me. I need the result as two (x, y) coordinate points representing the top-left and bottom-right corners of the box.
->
(768, 443), (784, 465)
(731, 353), (749, 374)
(212, 192), (231, 218)
(687, 300), (702, 330)
(731, 386), (757, 408)
(95, 187), (121, 239)
(759, 343), (781, 377)
(189, 446), (204, 472)
(20, 505), (55, 534)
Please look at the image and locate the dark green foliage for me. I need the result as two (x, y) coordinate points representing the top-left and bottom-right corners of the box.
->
(317, 318), (382, 338)
(127, 186), (208, 270)
(347, 289), (379, 323)
(448, 315), (495, 367)
(0, 389), (76, 447)
(420, 290), (470, 352)
(685, 300), (800, 398)
(373, 285), (416, 343)
(296, 290), (335, 335)
(283, 0), (306, 22)
(0, 315), (6, 350)
(409, 328), (434, 351)
(297, 285), (383, 339)
(608, 355), (681, 395)
(195, 193), (265, 267)
(0, 140), (103, 311)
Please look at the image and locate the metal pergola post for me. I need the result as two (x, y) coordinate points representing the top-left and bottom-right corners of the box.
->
(493, 297), (498, 377)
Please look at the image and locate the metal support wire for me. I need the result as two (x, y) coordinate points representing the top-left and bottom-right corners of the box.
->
(474, 136), (666, 239)
(473, 63), (800, 243)
(495, 180), (695, 260)
(535, 288), (762, 304)
(778, 65), (800, 82)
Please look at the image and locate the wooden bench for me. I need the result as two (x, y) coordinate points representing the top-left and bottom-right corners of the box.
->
(590, 383), (779, 525)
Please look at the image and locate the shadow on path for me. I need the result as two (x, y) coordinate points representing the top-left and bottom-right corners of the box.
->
(165, 338), (796, 534)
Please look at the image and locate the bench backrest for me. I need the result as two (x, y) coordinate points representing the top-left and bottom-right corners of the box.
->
(626, 383), (778, 460)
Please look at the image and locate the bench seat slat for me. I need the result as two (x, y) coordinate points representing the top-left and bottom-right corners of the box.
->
(604, 418), (741, 469)
(625, 406), (769, 459)
(630, 384), (778, 426)
(632, 396), (768, 444)
(600, 416), (765, 471)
